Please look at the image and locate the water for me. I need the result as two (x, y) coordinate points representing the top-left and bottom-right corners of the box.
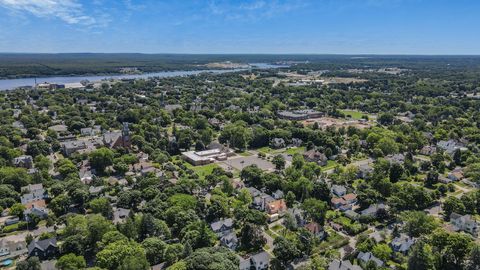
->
(0, 63), (287, 91)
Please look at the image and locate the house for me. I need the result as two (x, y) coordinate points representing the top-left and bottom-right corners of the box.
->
(305, 222), (326, 239)
(0, 234), (27, 259)
(60, 140), (88, 156)
(239, 251), (271, 270)
(357, 251), (384, 267)
(361, 203), (386, 217)
(266, 199), (287, 215)
(343, 193), (357, 205)
(287, 207), (306, 227)
(28, 238), (58, 260)
(23, 200), (48, 221)
(328, 260), (362, 270)
(450, 212), (478, 236)
(357, 164), (373, 179)
(344, 210), (360, 220)
(89, 186), (104, 196)
(448, 167), (464, 181)
(210, 218), (234, 236)
(437, 140), (466, 155)
(331, 185), (347, 197)
(113, 208), (131, 224)
(270, 138), (286, 149)
(420, 145), (437, 156)
(331, 197), (347, 210)
(303, 149), (328, 166)
(251, 191), (275, 211)
(21, 184), (46, 204)
(386, 154), (405, 165)
(272, 189), (284, 199)
(80, 126), (100, 137)
(220, 232), (238, 250)
(390, 234), (416, 254)
(13, 155), (33, 169)
(291, 138), (303, 147)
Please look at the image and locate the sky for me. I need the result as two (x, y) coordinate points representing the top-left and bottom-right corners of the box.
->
(0, 0), (479, 54)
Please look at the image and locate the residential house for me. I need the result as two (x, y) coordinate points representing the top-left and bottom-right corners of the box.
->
(303, 149), (328, 166)
(272, 190), (284, 199)
(343, 193), (357, 205)
(13, 155), (33, 169)
(113, 208), (131, 224)
(239, 251), (271, 270)
(89, 186), (104, 196)
(331, 185), (347, 197)
(450, 213), (478, 236)
(291, 138), (303, 147)
(305, 222), (326, 240)
(344, 210), (360, 221)
(448, 167), (464, 181)
(420, 145), (437, 156)
(357, 164), (373, 179)
(60, 140), (88, 156)
(361, 203), (387, 217)
(266, 199), (287, 216)
(220, 232), (238, 250)
(23, 200), (48, 221)
(210, 218), (234, 237)
(21, 184), (46, 204)
(270, 138), (286, 149)
(331, 197), (348, 210)
(287, 207), (306, 227)
(0, 234), (27, 259)
(386, 154), (405, 165)
(357, 252), (384, 268)
(328, 260), (362, 270)
(28, 238), (58, 260)
(390, 234), (416, 254)
(437, 140), (467, 155)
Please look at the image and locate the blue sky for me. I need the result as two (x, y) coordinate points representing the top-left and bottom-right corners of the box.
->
(0, 0), (479, 54)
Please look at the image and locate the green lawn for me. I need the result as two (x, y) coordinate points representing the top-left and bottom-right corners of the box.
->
(236, 151), (252, 157)
(340, 110), (369, 120)
(184, 163), (220, 179)
(256, 146), (275, 154)
(284, 147), (306, 155)
(321, 160), (339, 171)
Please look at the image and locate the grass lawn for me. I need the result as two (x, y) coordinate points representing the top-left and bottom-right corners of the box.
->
(256, 146), (275, 154)
(321, 160), (339, 171)
(283, 147), (306, 155)
(340, 110), (370, 120)
(184, 163), (220, 179)
(236, 151), (252, 157)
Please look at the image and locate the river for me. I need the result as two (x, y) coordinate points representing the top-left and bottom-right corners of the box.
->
(0, 63), (287, 91)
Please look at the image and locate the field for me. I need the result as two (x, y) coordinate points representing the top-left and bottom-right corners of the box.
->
(184, 163), (220, 180)
(340, 110), (369, 119)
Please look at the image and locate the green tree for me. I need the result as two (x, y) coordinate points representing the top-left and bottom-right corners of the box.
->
(96, 240), (147, 270)
(89, 148), (115, 173)
(272, 154), (286, 171)
(443, 196), (466, 219)
(301, 198), (327, 225)
(16, 257), (41, 270)
(142, 237), (167, 265)
(9, 203), (26, 218)
(89, 197), (113, 218)
(185, 247), (239, 270)
(273, 236), (300, 267)
(407, 241), (435, 270)
(239, 223), (266, 252)
(56, 254), (86, 270)
(372, 243), (392, 262)
(400, 211), (439, 237)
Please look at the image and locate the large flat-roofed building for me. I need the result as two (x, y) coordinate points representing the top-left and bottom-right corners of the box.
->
(182, 148), (229, 166)
(277, 109), (323, 120)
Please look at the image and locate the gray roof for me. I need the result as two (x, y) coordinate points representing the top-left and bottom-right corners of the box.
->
(328, 260), (362, 270)
(210, 218), (234, 231)
(357, 251), (384, 267)
(28, 238), (57, 253)
(391, 234), (415, 253)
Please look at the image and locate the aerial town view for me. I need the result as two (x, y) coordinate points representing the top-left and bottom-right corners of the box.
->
(0, 1), (480, 270)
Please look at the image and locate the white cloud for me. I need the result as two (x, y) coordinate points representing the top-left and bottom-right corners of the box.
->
(207, 0), (308, 20)
(0, 0), (100, 26)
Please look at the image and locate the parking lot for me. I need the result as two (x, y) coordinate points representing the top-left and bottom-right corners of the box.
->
(221, 155), (275, 171)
